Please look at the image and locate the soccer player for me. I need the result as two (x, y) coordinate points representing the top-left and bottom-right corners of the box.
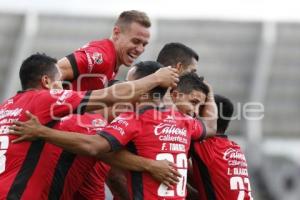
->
(51, 112), (109, 200)
(74, 80), (129, 200)
(0, 53), (179, 199)
(156, 42), (200, 107)
(10, 62), (217, 200)
(58, 10), (151, 91)
(190, 94), (254, 200)
(157, 42), (199, 75)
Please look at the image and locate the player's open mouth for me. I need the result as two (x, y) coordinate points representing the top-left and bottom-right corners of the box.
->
(128, 53), (137, 61)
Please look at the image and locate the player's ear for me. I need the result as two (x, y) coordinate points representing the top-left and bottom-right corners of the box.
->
(175, 62), (184, 74)
(41, 75), (51, 89)
(112, 25), (121, 40)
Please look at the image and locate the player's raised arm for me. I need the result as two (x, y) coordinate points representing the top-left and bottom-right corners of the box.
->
(9, 112), (181, 187)
(200, 81), (218, 137)
(85, 66), (179, 111)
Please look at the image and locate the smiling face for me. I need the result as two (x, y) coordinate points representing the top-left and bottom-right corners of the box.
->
(113, 22), (150, 66)
(172, 89), (206, 117)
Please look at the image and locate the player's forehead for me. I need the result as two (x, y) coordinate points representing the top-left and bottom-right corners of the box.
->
(188, 90), (206, 102)
(124, 22), (150, 40)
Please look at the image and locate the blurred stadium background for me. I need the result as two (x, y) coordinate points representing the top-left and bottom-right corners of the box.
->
(0, 0), (299, 199)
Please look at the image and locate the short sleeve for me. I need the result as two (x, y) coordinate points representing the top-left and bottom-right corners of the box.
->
(76, 161), (110, 200)
(33, 89), (91, 124)
(98, 113), (139, 151)
(67, 43), (110, 79)
(191, 118), (206, 141)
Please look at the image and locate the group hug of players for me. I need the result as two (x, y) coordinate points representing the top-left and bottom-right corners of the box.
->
(0, 10), (253, 200)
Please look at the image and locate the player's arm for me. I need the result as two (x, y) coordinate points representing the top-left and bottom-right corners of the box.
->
(57, 57), (74, 81)
(85, 66), (179, 111)
(200, 81), (217, 137)
(106, 167), (131, 200)
(9, 112), (181, 186)
(10, 111), (110, 157)
(99, 149), (180, 186)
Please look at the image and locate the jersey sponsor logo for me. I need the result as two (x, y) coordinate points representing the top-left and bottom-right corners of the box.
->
(92, 52), (103, 65)
(85, 52), (103, 73)
(56, 90), (72, 105)
(154, 123), (188, 144)
(223, 148), (247, 167)
(154, 123), (187, 137)
(0, 108), (23, 120)
(223, 148), (246, 161)
(0, 118), (18, 126)
(92, 119), (107, 127)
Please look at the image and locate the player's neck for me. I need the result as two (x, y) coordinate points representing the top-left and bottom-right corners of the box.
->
(23, 85), (44, 91)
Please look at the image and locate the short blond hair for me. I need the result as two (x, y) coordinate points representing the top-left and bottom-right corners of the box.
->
(115, 10), (151, 30)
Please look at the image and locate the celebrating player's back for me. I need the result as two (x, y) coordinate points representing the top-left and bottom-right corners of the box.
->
(100, 106), (205, 199)
(51, 113), (108, 200)
(191, 95), (253, 200)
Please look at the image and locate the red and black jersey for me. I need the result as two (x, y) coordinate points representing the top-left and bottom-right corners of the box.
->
(52, 113), (108, 200)
(66, 39), (117, 91)
(99, 106), (206, 200)
(191, 135), (253, 200)
(74, 162), (111, 200)
(0, 89), (90, 200)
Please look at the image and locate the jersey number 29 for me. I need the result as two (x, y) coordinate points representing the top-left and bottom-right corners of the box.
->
(156, 153), (187, 197)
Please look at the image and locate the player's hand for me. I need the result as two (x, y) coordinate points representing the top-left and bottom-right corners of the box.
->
(147, 159), (181, 187)
(203, 80), (214, 102)
(154, 66), (179, 88)
(9, 111), (44, 143)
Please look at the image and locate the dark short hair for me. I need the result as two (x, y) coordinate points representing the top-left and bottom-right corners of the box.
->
(115, 10), (151, 30)
(157, 42), (198, 68)
(214, 94), (234, 134)
(176, 73), (208, 95)
(19, 53), (58, 90)
(133, 61), (167, 99)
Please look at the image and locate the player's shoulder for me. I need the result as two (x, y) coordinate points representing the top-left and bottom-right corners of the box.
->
(37, 89), (83, 104)
(83, 39), (115, 66)
(22, 89), (56, 100)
